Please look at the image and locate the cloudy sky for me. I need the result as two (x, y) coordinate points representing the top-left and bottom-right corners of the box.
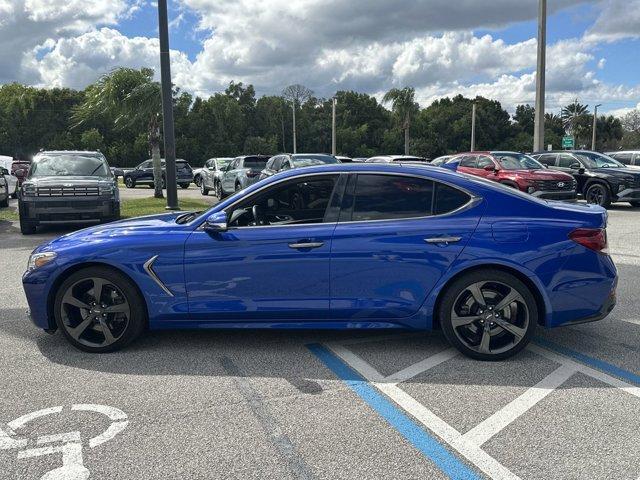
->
(2, 0), (639, 114)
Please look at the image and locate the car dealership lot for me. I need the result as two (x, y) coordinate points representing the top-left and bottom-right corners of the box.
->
(1, 207), (639, 479)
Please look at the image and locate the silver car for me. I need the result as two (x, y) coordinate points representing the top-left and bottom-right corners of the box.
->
(218, 155), (270, 198)
(199, 157), (233, 197)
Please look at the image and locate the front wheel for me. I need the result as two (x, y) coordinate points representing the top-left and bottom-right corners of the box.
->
(194, 175), (202, 187)
(200, 181), (209, 196)
(54, 267), (147, 353)
(585, 183), (611, 208)
(438, 270), (537, 361)
(124, 177), (135, 188)
(214, 181), (225, 199)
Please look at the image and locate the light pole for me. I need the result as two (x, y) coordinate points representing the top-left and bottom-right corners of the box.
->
(157, 0), (178, 210)
(331, 97), (337, 156)
(592, 104), (601, 151)
(470, 102), (477, 152)
(533, 0), (547, 152)
(292, 102), (297, 154)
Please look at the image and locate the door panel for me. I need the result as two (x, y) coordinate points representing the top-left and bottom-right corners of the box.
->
(185, 225), (334, 320)
(330, 175), (482, 320)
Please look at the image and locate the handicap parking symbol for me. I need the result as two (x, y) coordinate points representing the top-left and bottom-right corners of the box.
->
(0, 404), (128, 479)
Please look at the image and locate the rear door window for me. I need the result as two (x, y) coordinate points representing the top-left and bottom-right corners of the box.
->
(434, 183), (471, 215)
(350, 174), (434, 221)
(612, 153), (632, 165)
(477, 156), (495, 169)
(537, 154), (557, 166)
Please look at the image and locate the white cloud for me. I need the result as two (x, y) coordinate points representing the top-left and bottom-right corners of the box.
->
(585, 0), (640, 42)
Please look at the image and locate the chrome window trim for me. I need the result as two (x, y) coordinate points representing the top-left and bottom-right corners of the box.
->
(196, 170), (480, 231)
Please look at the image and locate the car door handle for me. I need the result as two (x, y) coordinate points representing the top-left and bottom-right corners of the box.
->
(424, 236), (462, 245)
(288, 242), (324, 249)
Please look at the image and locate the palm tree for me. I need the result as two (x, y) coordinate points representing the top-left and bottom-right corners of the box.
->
(73, 68), (165, 198)
(561, 99), (589, 137)
(383, 87), (418, 155)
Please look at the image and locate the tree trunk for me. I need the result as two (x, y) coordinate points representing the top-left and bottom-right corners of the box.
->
(151, 141), (163, 199)
(404, 125), (410, 155)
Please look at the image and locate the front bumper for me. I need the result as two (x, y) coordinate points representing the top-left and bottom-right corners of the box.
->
(20, 196), (120, 224)
(614, 188), (640, 202)
(532, 189), (577, 201)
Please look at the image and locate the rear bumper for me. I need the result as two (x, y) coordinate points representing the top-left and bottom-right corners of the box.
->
(558, 287), (616, 326)
(533, 189), (577, 201)
(20, 197), (120, 224)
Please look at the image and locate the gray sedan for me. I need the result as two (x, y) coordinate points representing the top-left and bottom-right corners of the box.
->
(218, 155), (270, 198)
(199, 157), (233, 197)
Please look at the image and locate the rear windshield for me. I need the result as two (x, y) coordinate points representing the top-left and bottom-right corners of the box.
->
(292, 155), (339, 167)
(394, 156), (426, 162)
(493, 153), (543, 170)
(244, 158), (268, 169)
(29, 154), (110, 177)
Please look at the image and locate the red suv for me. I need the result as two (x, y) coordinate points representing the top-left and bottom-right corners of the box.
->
(11, 158), (31, 186)
(452, 151), (577, 201)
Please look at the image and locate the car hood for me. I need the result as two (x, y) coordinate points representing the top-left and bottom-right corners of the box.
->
(591, 167), (640, 179)
(509, 169), (573, 180)
(25, 176), (113, 186)
(39, 213), (186, 252)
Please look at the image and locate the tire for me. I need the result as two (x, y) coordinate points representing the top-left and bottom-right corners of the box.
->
(180, 183), (190, 189)
(200, 181), (209, 196)
(585, 183), (611, 208)
(0, 194), (7, 208)
(124, 177), (135, 188)
(54, 266), (146, 353)
(629, 201), (640, 208)
(19, 215), (37, 234)
(215, 181), (225, 199)
(438, 270), (537, 361)
(194, 175), (202, 187)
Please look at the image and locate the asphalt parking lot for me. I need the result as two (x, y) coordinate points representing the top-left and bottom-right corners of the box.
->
(0, 203), (639, 479)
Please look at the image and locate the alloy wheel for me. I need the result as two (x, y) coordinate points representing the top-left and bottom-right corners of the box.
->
(449, 281), (529, 355)
(59, 277), (131, 348)
(586, 185), (605, 205)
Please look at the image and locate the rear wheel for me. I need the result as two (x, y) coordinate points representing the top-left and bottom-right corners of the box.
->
(0, 194), (7, 208)
(194, 175), (202, 187)
(200, 181), (209, 196)
(215, 181), (225, 199)
(124, 177), (135, 188)
(439, 270), (537, 361)
(54, 267), (146, 353)
(585, 183), (611, 208)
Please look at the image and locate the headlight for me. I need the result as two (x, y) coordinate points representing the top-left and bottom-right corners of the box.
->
(27, 252), (57, 271)
(99, 184), (115, 195)
(22, 183), (36, 196)
(527, 186), (536, 193)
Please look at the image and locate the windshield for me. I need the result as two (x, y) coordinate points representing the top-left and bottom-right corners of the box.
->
(244, 158), (268, 169)
(493, 153), (543, 170)
(292, 155), (339, 167)
(575, 151), (625, 168)
(217, 158), (232, 168)
(29, 154), (110, 177)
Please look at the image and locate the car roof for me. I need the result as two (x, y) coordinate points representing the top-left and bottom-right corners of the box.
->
(36, 150), (105, 156)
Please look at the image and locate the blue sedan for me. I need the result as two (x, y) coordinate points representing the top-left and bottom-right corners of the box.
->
(22, 163), (617, 360)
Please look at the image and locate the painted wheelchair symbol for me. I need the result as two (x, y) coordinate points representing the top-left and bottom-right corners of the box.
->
(0, 404), (128, 479)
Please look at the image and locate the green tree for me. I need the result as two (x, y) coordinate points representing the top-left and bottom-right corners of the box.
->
(73, 68), (166, 198)
(382, 87), (418, 155)
(79, 128), (105, 151)
(561, 99), (590, 145)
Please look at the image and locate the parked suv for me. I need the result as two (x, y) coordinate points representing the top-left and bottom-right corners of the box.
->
(605, 150), (640, 168)
(218, 155), (270, 197)
(18, 151), (119, 234)
(198, 157), (233, 197)
(453, 151), (577, 201)
(0, 155), (19, 198)
(123, 158), (193, 189)
(259, 154), (339, 180)
(531, 150), (640, 208)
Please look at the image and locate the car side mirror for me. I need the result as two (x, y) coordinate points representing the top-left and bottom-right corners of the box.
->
(578, 167), (585, 175)
(570, 163), (581, 170)
(483, 164), (495, 172)
(204, 211), (228, 233)
(0, 167), (8, 175)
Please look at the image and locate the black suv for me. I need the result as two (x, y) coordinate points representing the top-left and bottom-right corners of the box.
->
(18, 151), (119, 234)
(531, 150), (640, 208)
(123, 158), (193, 189)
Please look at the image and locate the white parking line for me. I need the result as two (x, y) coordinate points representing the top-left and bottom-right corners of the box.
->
(463, 363), (577, 446)
(621, 318), (640, 326)
(326, 335), (640, 480)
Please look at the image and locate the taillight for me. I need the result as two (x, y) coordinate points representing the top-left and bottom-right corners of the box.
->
(569, 228), (608, 253)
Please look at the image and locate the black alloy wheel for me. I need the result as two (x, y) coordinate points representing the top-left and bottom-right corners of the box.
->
(585, 183), (611, 208)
